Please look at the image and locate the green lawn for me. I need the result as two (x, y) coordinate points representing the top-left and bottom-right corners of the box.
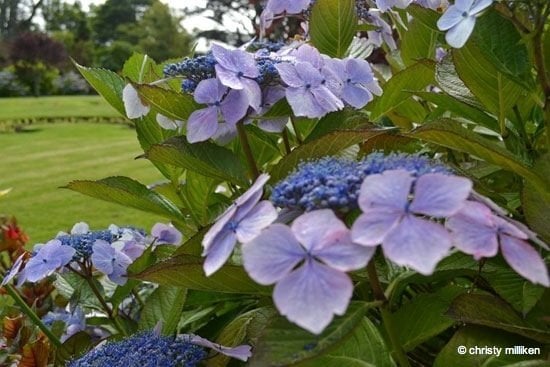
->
(0, 95), (120, 119)
(0, 122), (163, 244)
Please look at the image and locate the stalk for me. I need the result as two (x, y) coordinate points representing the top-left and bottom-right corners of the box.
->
(236, 121), (260, 179)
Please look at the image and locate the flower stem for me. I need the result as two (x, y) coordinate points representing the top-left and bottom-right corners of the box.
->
(5, 284), (63, 348)
(236, 121), (260, 180)
(290, 116), (303, 144)
(282, 128), (292, 155)
(366, 260), (410, 367)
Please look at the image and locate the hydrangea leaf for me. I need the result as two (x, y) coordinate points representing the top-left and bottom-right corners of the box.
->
(368, 61), (435, 122)
(122, 53), (162, 83)
(445, 294), (550, 343)
(138, 286), (187, 335)
(249, 302), (378, 367)
(309, 0), (357, 58)
(146, 136), (249, 186)
(393, 286), (465, 351)
(133, 254), (268, 294)
(75, 63), (126, 116)
(435, 55), (484, 109)
(64, 176), (186, 222)
(522, 154), (550, 243)
(56, 332), (92, 366)
(408, 119), (550, 197)
(400, 19), (438, 67)
(135, 83), (199, 121)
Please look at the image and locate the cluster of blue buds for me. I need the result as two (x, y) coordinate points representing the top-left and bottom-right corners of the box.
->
(163, 54), (217, 93)
(67, 332), (207, 367)
(270, 152), (451, 212)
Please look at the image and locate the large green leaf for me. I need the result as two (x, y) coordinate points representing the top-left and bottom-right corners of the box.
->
(304, 110), (366, 143)
(434, 326), (545, 367)
(133, 254), (267, 294)
(146, 136), (249, 186)
(138, 286), (187, 335)
(406, 4), (439, 31)
(446, 293), (550, 343)
(75, 63), (126, 115)
(135, 84), (199, 121)
(122, 53), (162, 83)
(413, 91), (499, 131)
(269, 128), (395, 183)
(181, 171), (218, 226)
(400, 19), (437, 66)
(394, 286), (464, 351)
(249, 302), (378, 366)
(309, 0), (357, 58)
(296, 318), (395, 367)
(522, 154), (550, 242)
(64, 176), (185, 221)
(472, 10), (533, 90)
(369, 61), (435, 121)
(408, 120), (550, 194)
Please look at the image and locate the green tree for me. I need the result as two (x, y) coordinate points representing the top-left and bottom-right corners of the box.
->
(90, 0), (152, 44)
(0, 0), (43, 40)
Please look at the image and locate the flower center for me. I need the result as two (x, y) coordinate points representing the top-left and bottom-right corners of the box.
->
(462, 11), (468, 17)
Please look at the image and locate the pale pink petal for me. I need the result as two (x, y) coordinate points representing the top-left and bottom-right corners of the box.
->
(494, 216), (529, 240)
(273, 260), (353, 334)
(410, 174), (472, 217)
(383, 215), (452, 275)
(351, 208), (403, 246)
(358, 169), (414, 211)
(236, 201), (278, 243)
(500, 235), (549, 287)
(242, 224), (305, 285)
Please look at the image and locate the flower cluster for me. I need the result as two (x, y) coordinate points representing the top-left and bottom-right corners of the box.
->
(67, 331), (252, 367)
(270, 152), (451, 212)
(6, 222), (182, 286)
(200, 153), (548, 334)
(42, 307), (86, 342)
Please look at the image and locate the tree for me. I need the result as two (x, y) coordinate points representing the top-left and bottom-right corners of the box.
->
(9, 32), (66, 95)
(0, 0), (43, 40)
(90, 0), (152, 44)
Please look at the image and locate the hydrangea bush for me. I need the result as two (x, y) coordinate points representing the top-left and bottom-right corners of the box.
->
(2, 0), (550, 365)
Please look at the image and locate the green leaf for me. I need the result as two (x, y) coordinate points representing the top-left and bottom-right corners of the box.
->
(445, 293), (550, 343)
(522, 154), (550, 242)
(413, 91), (499, 131)
(296, 318), (394, 367)
(64, 176), (185, 221)
(304, 110), (365, 143)
(269, 127), (395, 183)
(369, 61), (435, 121)
(135, 84), (199, 121)
(234, 125), (282, 168)
(408, 120), (550, 194)
(400, 19), (437, 66)
(435, 55), (483, 109)
(309, 0), (357, 58)
(146, 136), (249, 186)
(122, 53), (162, 83)
(394, 286), (465, 351)
(434, 326), (544, 367)
(75, 63), (126, 115)
(134, 254), (268, 294)
(138, 286), (186, 335)
(181, 171), (218, 226)
(56, 331), (92, 365)
(406, 4), (440, 31)
(206, 307), (276, 367)
(452, 42), (525, 130)
(472, 10), (533, 90)
(249, 302), (378, 367)
(173, 226), (209, 256)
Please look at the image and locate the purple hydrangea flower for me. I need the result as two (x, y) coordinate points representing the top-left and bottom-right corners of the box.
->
(447, 201), (549, 286)
(437, 0), (493, 48)
(250, 86), (288, 133)
(22, 240), (76, 283)
(351, 170), (472, 274)
(91, 240), (133, 285)
(186, 334), (252, 361)
(275, 59), (343, 118)
(43, 307), (86, 342)
(202, 174), (277, 276)
(1, 252), (26, 286)
(415, 0), (449, 10)
(261, 0), (312, 30)
(211, 44), (261, 111)
(187, 78), (249, 143)
(151, 223), (183, 246)
(243, 210), (374, 334)
(324, 58), (382, 109)
(122, 84), (150, 119)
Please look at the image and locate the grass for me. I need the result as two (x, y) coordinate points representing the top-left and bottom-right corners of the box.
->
(0, 95), (120, 119)
(0, 122), (164, 244)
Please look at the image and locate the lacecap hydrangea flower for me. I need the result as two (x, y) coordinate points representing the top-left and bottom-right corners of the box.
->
(437, 0), (493, 48)
(242, 210), (374, 334)
(43, 307), (86, 342)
